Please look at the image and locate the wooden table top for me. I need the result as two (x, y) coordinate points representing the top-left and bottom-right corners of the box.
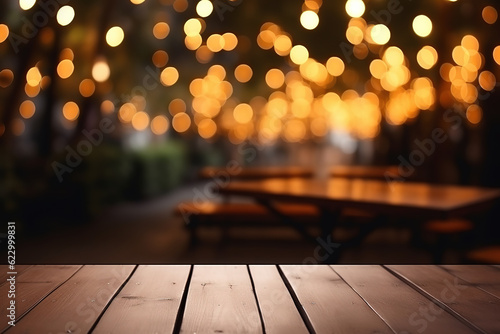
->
(199, 165), (399, 180)
(218, 178), (500, 217)
(1, 265), (499, 333)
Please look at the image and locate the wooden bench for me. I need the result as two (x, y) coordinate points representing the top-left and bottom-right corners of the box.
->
(175, 201), (378, 245)
(175, 202), (321, 243)
(421, 219), (474, 263)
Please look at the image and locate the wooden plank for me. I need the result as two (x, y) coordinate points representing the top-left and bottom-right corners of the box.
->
(180, 265), (263, 334)
(1, 265), (81, 330)
(333, 265), (475, 334)
(280, 265), (392, 333)
(92, 265), (190, 334)
(249, 265), (309, 334)
(8, 265), (135, 334)
(0, 265), (33, 286)
(441, 265), (500, 300)
(387, 265), (500, 334)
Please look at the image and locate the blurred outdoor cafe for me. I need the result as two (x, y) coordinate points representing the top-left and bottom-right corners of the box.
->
(1, 0), (500, 264)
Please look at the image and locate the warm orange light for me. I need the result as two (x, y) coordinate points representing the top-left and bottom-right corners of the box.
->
(152, 50), (169, 67)
(151, 115), (169, 135)
(153, 22), (170, 39)
(0, 24), (9, 44)
(265, 68), (285, 89)
(62, 102), (79, 121)
(131, 111), (150, 131)
(160, 67), (179, 86)
(172, 112), (191, 132)
(234, 64), (253, 83)
(482, 6), (498, 24)
(79, 79), (95, 97)
(19, 100), (36, 119)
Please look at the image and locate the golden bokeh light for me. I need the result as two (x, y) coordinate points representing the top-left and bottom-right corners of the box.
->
(19, 0), (36, 10)
(482, 6), (498, 24)
(151, 115), (169, 135)
(412, 15), (432, 37)
(493, 46), (500, 65)
(60, 48), (74, 61)
(79, 79), (95, 97)
(0, 24), (9, 44)
(152, 50), (169, 67)
(369, 59), (387, 79)
(119, 103), (137, 123)
(478, 71), (496, 91)
(56, 6), (75, 26)
(26, 67), (42, 87)
(172, 112), (191, 132)
(92, 59), (110, 82)
(383, 46), (405, 67)
(196, 0), (213, 17)
(290, 45), (309, 65)
(130, 0), (146, 4)
(57, 59), (74, 79)
(461, 35), (479, 51)
(353, 43), (368, 59)
(222, 33), (238, 51)
(169, 99), (187, 115)
(274, 35), (292, 56)
(265, 68), (285, 89)
(173, 0), (188, 12)
(25, 83), (40, 97)
(417, 45), (438, 69)
(131, 111), (150, 131)
(197, 118), (217, 138)
(371, 24), (390, 45)
(19, 100), (36, 119)
(160, 67), (179, 86)
(466, 104), (482, 124)
(300, 10), (319, 30)
(234, 64), (253, 83)
(106, 26), (125, 47)
(346, 26), (363, 45)
(257, 30), (275, 50)
(326, 56), (345, 76)
(62, 102), (79, 121)
(284, 119), (306, 142)
(101, 100), (115, 115)
(0, 69), (14, 88)
(207, 34), (224, 52)
(184, 19), (202, 36)
(196, 46), (214, 64)
(345, 0), (365, 18)
(153, 22), (170, 39)
(233, 103), (253, 124)
(185, 35), (203, 50)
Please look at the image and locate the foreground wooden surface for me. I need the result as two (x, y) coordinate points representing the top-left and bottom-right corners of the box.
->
(1, 265), (499, 333)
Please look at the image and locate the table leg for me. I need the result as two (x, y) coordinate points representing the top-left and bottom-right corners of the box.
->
(254, 199), (316, 243)
(318, 208), (342, 264)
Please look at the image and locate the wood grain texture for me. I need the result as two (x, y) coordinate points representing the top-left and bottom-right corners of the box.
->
(0, 265), (32, 287)
(387, 265), (500, 334)
(7, 265), (134, 334)
(1, 265), (81, 331)
(441, 265), (500, 300)
(180, 265), (263, 334)
(93, 265), (190, 334)
(333, 265), (475, 334)
(249, 265), (309, 334)
(280, 265), (392, 334)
